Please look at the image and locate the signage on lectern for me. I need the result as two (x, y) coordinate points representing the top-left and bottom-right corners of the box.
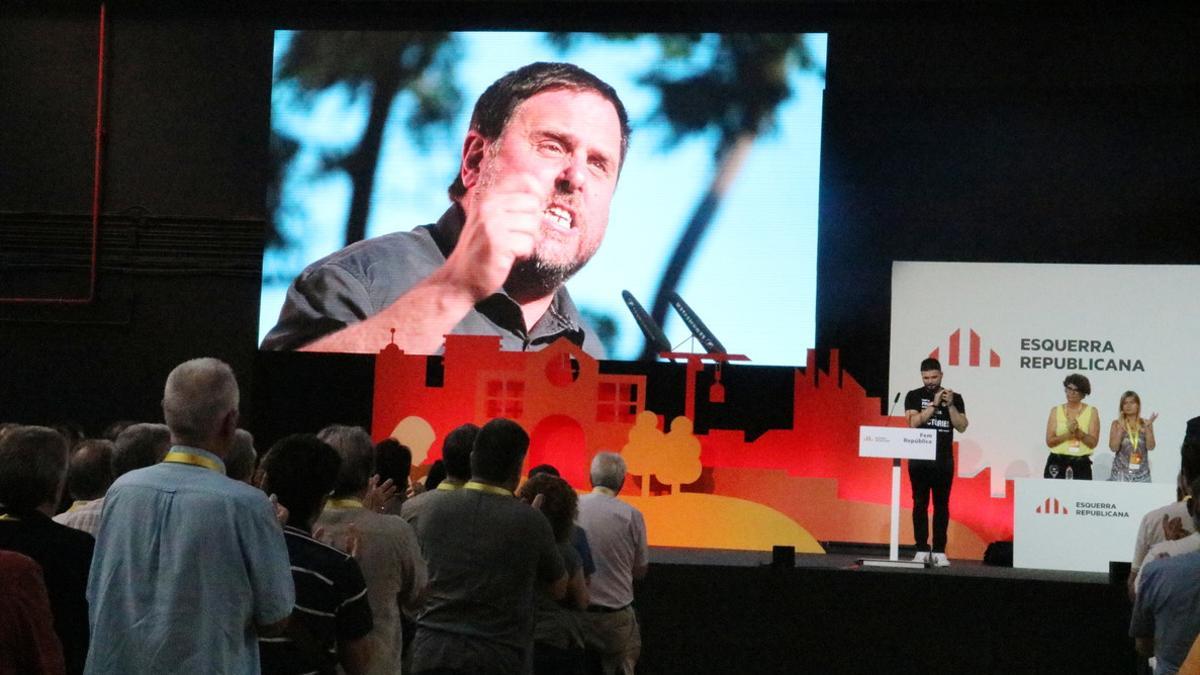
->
(858, 425), (936, 460)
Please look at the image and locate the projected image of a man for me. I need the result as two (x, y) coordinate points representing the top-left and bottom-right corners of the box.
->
(262, 62), (630, 356)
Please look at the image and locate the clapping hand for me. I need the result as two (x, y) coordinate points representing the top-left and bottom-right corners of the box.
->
(315, 523), (362, 558)
(362, 474), (397, 513)
(1163, 514), (1187, 542)
(406, 477), (425, 499)
(269, 494), (289, 527)
(1146, 413), (1159, 428)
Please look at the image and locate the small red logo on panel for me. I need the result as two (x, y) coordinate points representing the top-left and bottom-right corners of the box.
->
(1035, 497), (1069, 515)
(928, 329), (1001, 368)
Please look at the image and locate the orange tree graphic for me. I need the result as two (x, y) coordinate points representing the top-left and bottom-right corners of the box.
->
(621, 411), (664, 497)
(621, 412), (703, 496)
(660, 416), (703, 495)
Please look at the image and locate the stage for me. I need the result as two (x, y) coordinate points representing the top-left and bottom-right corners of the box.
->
(636, 547), (1136, 675)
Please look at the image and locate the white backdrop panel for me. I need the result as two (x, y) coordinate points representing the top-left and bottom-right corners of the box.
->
(889, 262), (1199, 496)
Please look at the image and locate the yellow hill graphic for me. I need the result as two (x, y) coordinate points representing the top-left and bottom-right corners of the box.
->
(622, 493), (824, 553)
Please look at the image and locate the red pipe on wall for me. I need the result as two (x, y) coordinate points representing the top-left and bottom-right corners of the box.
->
(1, 2), (106, 304)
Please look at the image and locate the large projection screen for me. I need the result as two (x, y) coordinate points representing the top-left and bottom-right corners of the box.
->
(260, 31), (827, 366)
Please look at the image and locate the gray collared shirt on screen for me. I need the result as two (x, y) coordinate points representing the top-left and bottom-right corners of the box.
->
(262, 206), (605, 357)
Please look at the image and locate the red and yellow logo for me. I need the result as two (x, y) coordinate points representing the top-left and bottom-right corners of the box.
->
(1036, 497), (1069, 515)
(929, 329), (1001, 368)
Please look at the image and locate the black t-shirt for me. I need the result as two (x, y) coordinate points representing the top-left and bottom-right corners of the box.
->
(904, 387), (966, 464)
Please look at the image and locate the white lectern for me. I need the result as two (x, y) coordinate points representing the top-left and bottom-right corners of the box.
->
(857, 425), (937, 569)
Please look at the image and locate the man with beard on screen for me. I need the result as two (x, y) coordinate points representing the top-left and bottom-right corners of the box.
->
(262, 62), (630, 357)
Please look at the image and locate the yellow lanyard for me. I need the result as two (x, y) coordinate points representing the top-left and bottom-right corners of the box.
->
(1126, 422), (1141, 451)
(163, 451), (224, 474)
(436, 482), (461, 492)
(463, 481), (513, 497)
(326, 498), (364, 509)
(0, 513), (20, 522)
(67, 500), (90, 513)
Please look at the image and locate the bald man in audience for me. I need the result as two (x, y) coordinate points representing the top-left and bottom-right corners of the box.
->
(85, 358), (294, 674)
(0, 426), (94, 675)
(53, 439), (114, 536)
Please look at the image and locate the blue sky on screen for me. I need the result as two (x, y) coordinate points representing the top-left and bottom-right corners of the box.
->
(264, 31), (827, 365)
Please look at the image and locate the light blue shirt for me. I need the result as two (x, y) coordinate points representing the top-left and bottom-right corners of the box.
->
(1130, 549), (1200, 675)
(85, 446), (295, 675)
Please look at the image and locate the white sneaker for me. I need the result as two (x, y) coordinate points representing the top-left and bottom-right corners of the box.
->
(932, 553), (951, 567)
(913, 551), (930, 563)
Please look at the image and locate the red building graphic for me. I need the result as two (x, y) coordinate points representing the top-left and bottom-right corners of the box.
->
(373, 336), (1014, 558)
(373, 335), (646, 487)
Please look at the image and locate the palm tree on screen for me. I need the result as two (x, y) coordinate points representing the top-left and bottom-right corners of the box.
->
(551, 33), (823, 359)
(275, 31), (461, 247)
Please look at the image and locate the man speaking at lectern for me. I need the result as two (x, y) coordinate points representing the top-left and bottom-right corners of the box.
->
(904, 357), (968, 567)
(261, 62), (629, 358)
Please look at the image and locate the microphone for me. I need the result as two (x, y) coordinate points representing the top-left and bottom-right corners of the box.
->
(622, 290), (672, 359)
(667, 292), (726, 354)
(887, 392), (902, 417)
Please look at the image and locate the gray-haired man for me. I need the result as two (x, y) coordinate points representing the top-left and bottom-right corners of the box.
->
(577, 452), (648, 675)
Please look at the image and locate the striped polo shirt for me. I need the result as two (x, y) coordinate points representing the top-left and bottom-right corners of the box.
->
(260, 526), (373, 675)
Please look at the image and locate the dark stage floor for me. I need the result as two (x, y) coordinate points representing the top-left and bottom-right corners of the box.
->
(636, 545), (1134, 675)
(649, 545), (1111, 584)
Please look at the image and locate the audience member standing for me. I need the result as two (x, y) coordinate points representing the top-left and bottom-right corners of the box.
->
(410, 418), (566, 675)
(577, 452), (648, 675)
(52, 439), (114, 536)
(0, 550), (66, 675)
(316, 425), (426, 675)
(1131, 474), (1200, 674)
(0, 426), (93, 675)
(1130, 440), (1200, 599)
(55, 422), (172, 541)
(226, 429), (259, 485)
(109, 422), (170, 479)
(85, 358), (295, 674)
(1135, 475), (1200, 594)
(528, 464), (597, 581)
(374, 437), (413, 516)
(517, 473), (590, 675)
(259, 434), (374, 675)
(400, 423), (478, 529)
